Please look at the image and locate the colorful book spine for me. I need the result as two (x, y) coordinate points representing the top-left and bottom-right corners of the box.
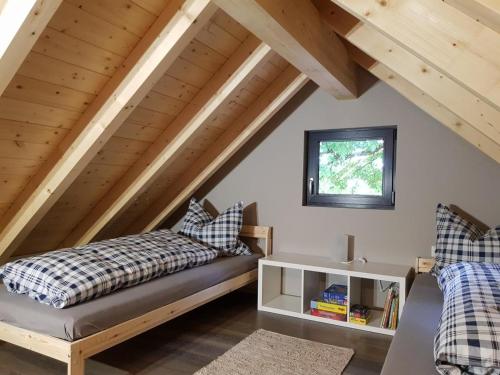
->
(310, 299), (347, 314)
(381, 287), (394, 328)
(322, 295), (348, 306)
(311, 308), (346, 321)
(390, 298), (399, 329)
(322, 284), (348, 305)
(349, 316), (369, 325)
(380, 286), (399, 329)
(350, 311), (368, 318)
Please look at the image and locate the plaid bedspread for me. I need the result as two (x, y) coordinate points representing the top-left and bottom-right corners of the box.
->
(0, 230), (218, 308)
(435, 262), (500, 375)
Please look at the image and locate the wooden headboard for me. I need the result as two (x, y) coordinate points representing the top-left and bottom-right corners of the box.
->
(240, 225), (272, 257)
(416, 257), (435, 273)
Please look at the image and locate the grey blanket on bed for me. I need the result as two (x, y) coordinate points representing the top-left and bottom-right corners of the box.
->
(0, 229), (218, 308)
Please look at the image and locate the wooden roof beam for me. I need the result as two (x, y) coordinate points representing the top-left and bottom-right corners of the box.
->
(62, 36), (273, 247)
(316, 0), (500, 160)
(0, 0), (62, 96)
(442, 0), (500, 34)
(127, 66), (309, 234)
(330, 0), (500, 111)
(0, 0), (217, 263)
(347, 45), (500, 164)
(214, 0), (357, 99)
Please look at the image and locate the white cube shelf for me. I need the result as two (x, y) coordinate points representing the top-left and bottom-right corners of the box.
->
(258, 253), (412, 336)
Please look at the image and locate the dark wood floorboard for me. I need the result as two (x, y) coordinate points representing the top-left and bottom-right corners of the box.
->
(0, 286), (392, 374)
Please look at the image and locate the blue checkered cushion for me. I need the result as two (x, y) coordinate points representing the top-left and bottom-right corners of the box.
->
(180, 198), (251, 256)
(432, 204), (500, 276)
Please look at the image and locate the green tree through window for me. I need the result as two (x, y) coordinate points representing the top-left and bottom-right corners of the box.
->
(318, 139), (384, 195)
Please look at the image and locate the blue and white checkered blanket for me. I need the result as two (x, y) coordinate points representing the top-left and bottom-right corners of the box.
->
(435, 262), (500, 374)
(0, 230), (218, 308)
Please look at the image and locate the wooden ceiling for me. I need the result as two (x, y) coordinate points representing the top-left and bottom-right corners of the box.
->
(0, 0), (498, 261)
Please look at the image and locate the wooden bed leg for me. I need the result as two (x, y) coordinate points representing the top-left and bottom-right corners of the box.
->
(68, 349), (85, 375)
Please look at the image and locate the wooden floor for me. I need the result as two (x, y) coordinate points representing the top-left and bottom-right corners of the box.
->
(0, 286), (392, 375)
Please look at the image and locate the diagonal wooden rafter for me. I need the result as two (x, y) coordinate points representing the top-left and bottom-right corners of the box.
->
(442, 0), (500, 34)
(347, 44), (500, 163)
(0, 0), (218, 264)
(214, 0), (357, 99)
(127, 66), (308, 234)
(330, 0), (500, 111)
(62, 36), (273, 247)
(315, 0), (500, 162)
(0, 0), (62, 96)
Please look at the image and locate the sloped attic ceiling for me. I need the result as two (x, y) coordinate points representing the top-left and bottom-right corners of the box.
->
(0, 0), (498, 261)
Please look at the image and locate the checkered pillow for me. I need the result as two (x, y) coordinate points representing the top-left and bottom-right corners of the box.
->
(434, 262), (500, 374)
(180, 198), (252, 256)
(432, 204), (500, 276)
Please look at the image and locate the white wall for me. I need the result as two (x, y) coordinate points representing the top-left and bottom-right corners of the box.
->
(176, 81), (500, 267)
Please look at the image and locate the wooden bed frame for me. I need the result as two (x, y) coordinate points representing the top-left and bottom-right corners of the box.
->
(0, 225), (272, 375)
(416, 257), (435, 273)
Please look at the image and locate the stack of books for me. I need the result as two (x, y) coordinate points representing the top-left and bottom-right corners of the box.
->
(349, 304), (370, 325)
(310, 284), (347, 321)
(380, 285), (399, 329)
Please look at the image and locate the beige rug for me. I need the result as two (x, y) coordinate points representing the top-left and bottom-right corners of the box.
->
(195, 329), (354, 375)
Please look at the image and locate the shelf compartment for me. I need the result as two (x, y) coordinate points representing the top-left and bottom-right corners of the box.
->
(260, 264), (302, 314)
(264, 294), (302, 314)
(303, 270), (348, 314)
(350, 276), (398, 330)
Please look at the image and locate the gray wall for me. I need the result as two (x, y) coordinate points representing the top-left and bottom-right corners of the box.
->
(176, 81), (500, 267)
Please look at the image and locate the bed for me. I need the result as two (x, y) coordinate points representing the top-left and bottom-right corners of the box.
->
(382, 257), (500, 375)
(381, 258), (441, 375)
(0, 225), (272, 375)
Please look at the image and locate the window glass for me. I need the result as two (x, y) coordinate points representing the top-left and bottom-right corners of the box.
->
(318, 139), (384, 196)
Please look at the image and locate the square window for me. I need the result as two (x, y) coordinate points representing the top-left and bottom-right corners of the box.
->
(303, 126), (397, 209)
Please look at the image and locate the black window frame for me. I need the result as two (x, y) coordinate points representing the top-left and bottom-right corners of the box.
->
(303, 126), (397, 209)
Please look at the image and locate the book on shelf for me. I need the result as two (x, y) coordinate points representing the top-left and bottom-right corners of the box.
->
(389, 297), (399, 329)
(310, 299), (347, 314)
(349, 304), (370, 325)
(349, 316), (370, 325)
(349, 304), (369, 318)
(322, 284), (348, 305)
(311, 308), (347, 321)
(380, 285), (399, 329)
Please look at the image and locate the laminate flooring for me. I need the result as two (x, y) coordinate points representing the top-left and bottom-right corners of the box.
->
(0, 287), (391, 374)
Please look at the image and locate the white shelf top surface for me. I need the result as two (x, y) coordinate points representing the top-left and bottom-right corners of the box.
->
(261, 252), (411, 279)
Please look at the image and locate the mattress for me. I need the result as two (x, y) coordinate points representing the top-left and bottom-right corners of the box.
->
(0, 254), (261, 341)
(381, 273), (443, 375)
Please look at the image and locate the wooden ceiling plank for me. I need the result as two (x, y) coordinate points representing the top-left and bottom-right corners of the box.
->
(64, 0), (157, 38)
(62, 36), (273, 247)
(48, 2), (140, 58)
(0, 0), (217, 263)
(32, 27), (124, 77)
(4, 75), (95, 112)
(0, 97), (80, 130)
(330, 0), (500, 111)
(0, 0), (62, 96)
(214, 0), (357, 99)
(16, 51), (109, 95)
(212, 9), (249, 42)
(317, 0), (500, 148)
(128, 66), (309, 234)
(442, 0), (500, 34)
